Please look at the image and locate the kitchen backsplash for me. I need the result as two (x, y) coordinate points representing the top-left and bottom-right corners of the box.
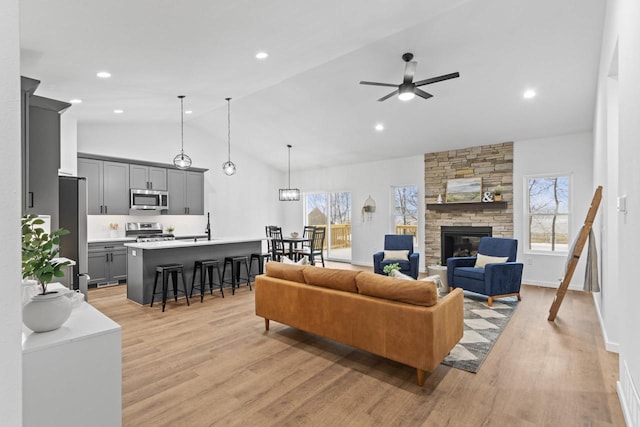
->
(88, 214), (209, 239)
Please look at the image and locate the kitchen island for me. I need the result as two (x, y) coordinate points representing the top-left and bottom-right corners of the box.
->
(124, 237), (265, 305)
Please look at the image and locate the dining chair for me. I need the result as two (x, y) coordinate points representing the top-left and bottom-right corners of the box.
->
(294, 227), (325, 266)
(293, 226), (316, 260)
(267, 226), (286, 261)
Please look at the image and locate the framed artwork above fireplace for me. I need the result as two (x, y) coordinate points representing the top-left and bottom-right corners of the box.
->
(446, 177), (482, 203)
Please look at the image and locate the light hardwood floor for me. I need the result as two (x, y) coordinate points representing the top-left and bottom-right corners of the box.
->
(89, 262), (625, 426)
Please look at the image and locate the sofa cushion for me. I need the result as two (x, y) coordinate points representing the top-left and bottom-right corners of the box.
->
(454, 266), (485, 281)
(302, 266), (360, 293)
(265, 261), (306, 283)
(355, 272), (438, 307)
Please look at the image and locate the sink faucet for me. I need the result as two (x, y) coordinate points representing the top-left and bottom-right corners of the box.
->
(205, 212), (211, 241)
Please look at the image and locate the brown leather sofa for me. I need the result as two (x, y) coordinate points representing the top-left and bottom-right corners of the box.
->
(255, 262), (464, 385)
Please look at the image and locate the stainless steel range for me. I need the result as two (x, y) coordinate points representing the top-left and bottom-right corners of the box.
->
(125, 222), (175, 242)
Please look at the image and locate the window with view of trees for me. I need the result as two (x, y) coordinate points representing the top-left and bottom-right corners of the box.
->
(393, 186), (418, 241)
(527, 175), (570, 252)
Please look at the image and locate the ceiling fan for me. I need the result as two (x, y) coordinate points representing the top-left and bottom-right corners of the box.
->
(360, 53), (460, 102)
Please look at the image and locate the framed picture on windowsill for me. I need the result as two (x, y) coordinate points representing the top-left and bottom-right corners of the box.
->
(446, 177), (482, 203)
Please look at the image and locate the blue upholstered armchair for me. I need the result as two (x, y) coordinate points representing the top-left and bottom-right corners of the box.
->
(373, 234), (419, 279)
(447, 237), (523, 307)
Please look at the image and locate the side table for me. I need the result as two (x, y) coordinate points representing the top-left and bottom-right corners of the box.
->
(427, 265), (448, 294)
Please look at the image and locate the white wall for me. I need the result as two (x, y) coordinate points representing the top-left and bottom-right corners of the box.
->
(77, 123), (283, 239)
(513, 132), (594, 288)
(0, 0), (22, 424)
(60, 113), (78, 176)
(594, 0), (640, 423)
(284, 155), (425, 270)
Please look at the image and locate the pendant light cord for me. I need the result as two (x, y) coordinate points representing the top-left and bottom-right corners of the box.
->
(226, 98), (232, 161)
(179, 95), (185, 155)
(287, 144), (292, 188)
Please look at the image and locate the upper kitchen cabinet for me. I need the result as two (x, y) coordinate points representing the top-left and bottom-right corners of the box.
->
(167, 169), (204, 215)
(130, 165), (167, 190)
(21, 77), (71, 228)
(78, 159), (130, 215)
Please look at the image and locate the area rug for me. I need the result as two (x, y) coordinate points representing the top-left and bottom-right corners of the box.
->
(441, 292), (518, 373)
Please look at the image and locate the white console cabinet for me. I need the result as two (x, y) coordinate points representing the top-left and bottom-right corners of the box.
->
(22, 284), (122, 427)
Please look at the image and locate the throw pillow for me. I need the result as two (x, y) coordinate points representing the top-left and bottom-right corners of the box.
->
(383, 250), (409, 261)
(281, 255), (308, 265)
(388, 269), (414, 280)
(474, 253), (509, 269)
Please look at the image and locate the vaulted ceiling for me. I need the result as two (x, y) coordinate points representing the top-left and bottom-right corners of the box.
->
(20, 0), (605, 171)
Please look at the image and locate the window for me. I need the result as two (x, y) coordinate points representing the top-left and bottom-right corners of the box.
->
(304, 192), (352, 261)
(526, 175), (570, 252)
(393, 186), (418, 241)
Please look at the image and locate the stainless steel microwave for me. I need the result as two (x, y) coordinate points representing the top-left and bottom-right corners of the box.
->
(130, 189), (169, 210)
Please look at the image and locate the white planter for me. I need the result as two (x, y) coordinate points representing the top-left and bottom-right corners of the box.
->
(22, 290), (72, 333)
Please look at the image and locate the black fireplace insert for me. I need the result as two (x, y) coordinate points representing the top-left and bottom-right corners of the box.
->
(441, 226), (492, 264)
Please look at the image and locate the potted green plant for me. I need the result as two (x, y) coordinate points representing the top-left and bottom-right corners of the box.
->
(383, 262), (401, 276)
(493, 185), (503, 201)
(21, 214), (73, 332)
(166, 225), (175, 233)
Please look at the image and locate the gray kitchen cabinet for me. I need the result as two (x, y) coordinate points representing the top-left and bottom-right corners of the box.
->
(21, 77), (71, 228)
(78, 158), (103, 215)
(88, 242), (127, 286)
(78, 159), (129, 215)
(130, 165), (167, 190)
(167, 169), (204, 215)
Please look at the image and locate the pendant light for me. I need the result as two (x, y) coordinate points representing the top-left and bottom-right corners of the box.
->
(279, 144), (300, 201)
(222, 97), (236, 176)
(173, 95), (192, 170)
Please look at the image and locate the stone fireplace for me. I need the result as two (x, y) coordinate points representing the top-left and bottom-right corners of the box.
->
(424, 142), (514, 266)
(440, 226), (492, 264)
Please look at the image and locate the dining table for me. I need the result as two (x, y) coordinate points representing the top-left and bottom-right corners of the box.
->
(280, 235), (311, 258)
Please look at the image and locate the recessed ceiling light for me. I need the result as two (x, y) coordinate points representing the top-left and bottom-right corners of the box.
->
(113, 109), (124, 114)
(375, 123), (384, 131)
(523, 89), (536, 99)
(97, 71), (111, 79)
(255, 52), (269, 60)
(185, 110), (193, 114)
(69, 99), (82, 104)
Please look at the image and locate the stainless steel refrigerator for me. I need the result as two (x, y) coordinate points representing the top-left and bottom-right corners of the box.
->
(59, 176), (89, 299)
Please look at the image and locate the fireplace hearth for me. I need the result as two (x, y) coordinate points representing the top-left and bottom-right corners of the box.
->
(441, 226), (492, 264)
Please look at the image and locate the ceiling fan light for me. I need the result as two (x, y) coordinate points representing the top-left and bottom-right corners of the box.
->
(398, 91), (415, 101)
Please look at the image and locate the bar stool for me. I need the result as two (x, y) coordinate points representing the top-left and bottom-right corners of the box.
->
(151, 263), (190, 312)
(190, 259), (224, 302)
(249, 252), (271, 282)
(222, 256), (251, 295)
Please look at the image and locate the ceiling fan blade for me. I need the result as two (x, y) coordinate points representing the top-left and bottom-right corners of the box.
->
(414, 88), (433, 100)
(360, 81), (398, 88)
(403, 61), (417, 84)
(377, 89), (399, 102)
(414, 72), (460, 87)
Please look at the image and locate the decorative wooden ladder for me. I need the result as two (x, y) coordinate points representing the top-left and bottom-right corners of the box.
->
(548, 186), (603, 321)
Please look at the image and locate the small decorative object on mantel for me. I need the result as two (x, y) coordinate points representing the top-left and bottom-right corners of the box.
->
(494, 185), (503, 201)
(482, 192), (494, 203)
(437, 194), (443, 204)
(21, 214), (73, 332)
(362, 195), (376, 222)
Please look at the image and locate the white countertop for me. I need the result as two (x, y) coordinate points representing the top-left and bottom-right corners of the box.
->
(22, 283), (121, 354)
(88, 237), (136, 243)
(124, 236), (266, 250)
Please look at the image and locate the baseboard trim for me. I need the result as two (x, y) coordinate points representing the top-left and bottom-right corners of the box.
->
(618, 359), (640, 427)
(521, 280), (582, 290)
(592, 293), (620, 353)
